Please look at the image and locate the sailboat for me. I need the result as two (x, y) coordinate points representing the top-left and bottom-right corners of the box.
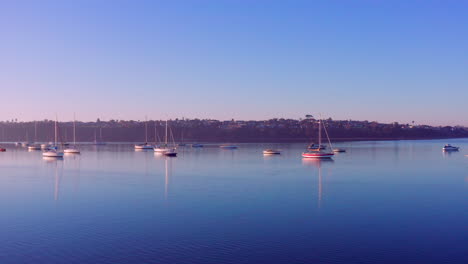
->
(43, 117), (64, 158)
(28, 121), (41, 150)
(64, 114), (80, 154)
(93, 126), (106, 145)
(135, 117), (153, 150)
(164, 122), (178, 157)
(154, 120), (170, 153)
(302, 118), (334, 159)
(154, 120), (177, 156)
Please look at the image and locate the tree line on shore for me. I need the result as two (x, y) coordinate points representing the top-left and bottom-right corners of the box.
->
(1, 118), (466, 143)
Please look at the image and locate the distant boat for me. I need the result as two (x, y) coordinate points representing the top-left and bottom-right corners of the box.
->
(302, 118), (334, 159)
(93, 127), (106, 145)
(28, 122), (41, 150)
(135, 117), (153, 150)
(220, 145), (238, 149)
(154, 120), (175, 156)
(443, 144), (459, 151)
(191, 143), (204, 148)
(333, 148), (346, 153)
(64, 114), (80, 154)
(28, 145), (41, 151)
(43, 117), (64, 158)
(0, 147), (6, 152)
(41, 144), (50, 150)
(164, 121), (178, 157)
(263, 149), (281, 155)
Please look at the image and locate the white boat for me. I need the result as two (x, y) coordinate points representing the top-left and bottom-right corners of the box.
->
(64, 114), (80, 154)
(28, 122), (41, 150)
(28, 145), (41, 151)
(41, 144), (50, 149)
(93, 126), (106, 145)
(43, 117), (64, 158)
(135, 117), (153, 150)
(333, 148), (346, 153)
(43, 149), (64, 157)
(164, 148), (178, 157)
(220, 145), (238, 149)
(442, 144), (459, 151)
(302, 118), (334, 159)
(155, 120), (177, 157)
(263, 149), (281, 155)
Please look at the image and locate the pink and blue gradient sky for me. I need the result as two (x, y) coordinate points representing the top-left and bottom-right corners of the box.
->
(0, 0), (466, 125)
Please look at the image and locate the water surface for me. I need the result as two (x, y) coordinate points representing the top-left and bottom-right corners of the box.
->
(0, 140), (466, 263)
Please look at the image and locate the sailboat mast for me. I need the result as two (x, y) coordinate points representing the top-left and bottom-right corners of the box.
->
(73, 113), (76, 145)
(34, 121), (37, 142)
(145, 117), (148, 143)
(318, 119), (322, 147)
(165, 120), (168, 145)
(54, 116), (58, 146)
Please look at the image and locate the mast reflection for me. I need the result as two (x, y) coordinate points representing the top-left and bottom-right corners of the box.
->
(302, 158), (334, 208)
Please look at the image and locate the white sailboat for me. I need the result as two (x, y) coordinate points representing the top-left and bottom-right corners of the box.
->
(154, 120), (170, 153)
(135, 117), (153, 150)
(164, 121), (178, 157)
(28, 121), (41, 150)
(93, 125), (106, 145)
(64, 114), (80, 154)
(302, 118), (334, 159)
(43, 117), (64, 158)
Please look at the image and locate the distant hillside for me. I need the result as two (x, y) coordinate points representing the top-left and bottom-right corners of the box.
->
(1, 118), (467, 143)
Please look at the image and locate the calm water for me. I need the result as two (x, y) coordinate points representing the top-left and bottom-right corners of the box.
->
(0, 140), (466, 264)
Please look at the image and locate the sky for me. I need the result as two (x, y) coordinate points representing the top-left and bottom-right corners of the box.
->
(0, 0), (466, 125)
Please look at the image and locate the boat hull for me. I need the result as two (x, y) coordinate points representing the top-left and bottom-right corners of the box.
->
(64, 148), (80, 154)
(302, 152), (334, 159)
(42, 151), (64, 158)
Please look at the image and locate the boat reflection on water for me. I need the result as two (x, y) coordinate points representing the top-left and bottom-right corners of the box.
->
(302, 158), (334, 208)
(43, 157), (64, 201)
(165, 157), (172, 200)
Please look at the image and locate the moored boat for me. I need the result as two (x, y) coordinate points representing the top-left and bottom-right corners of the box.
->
(442, 144), (459, 151)
(42, 116), (64, 158)
(220, 145), (238, 149)
(263, 149), (281, 155)
(302, 118), (334, 159)
(64, 114), (81, 154)
(28, 145), (41, 151)
(43, 149), (64, 158)
(302, 150), (334, 159)
(333, 148), (346, 153)
(135, 117), (153, 150)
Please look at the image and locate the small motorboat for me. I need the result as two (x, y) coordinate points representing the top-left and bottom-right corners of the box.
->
(302, 150), (334, 159)
(0, 148), (6, 152)
(41, 144), (50, 150)
(134, 143), (154, 150)
(220, 145), (238, 149)
(163, 148), (178, 157)
(442, 144), (459, 151)
(333, 148), (346, 153)
(64, 147), (80, 154)
(154, 146), (170, 153)
(191, 144), (204, 148)
(28, 145), (41, 151)
(42, 149), (64, 158)
(263, 149), (281, 155)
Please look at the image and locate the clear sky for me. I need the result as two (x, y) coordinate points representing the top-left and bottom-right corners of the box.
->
(0, 0), (466, 125)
